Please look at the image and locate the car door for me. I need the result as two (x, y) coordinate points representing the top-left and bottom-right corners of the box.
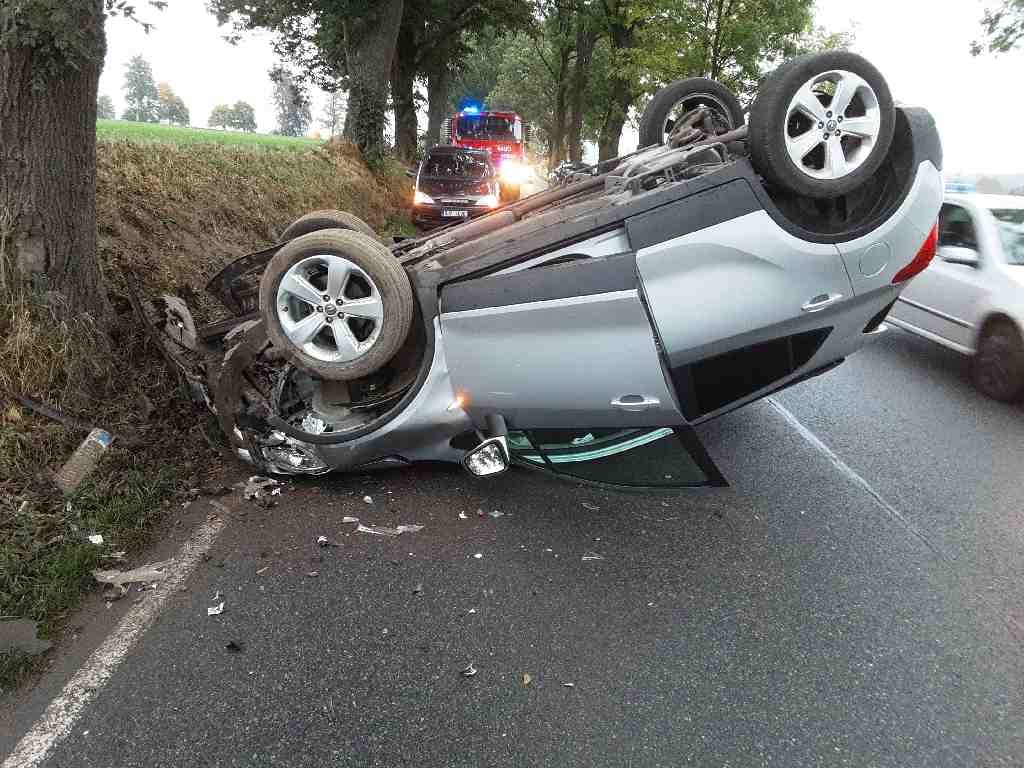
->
(891, 202), (988, 351)
(632, 183), (854, 420)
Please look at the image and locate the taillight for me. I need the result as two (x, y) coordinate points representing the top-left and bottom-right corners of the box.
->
(892, 222), (938, 283)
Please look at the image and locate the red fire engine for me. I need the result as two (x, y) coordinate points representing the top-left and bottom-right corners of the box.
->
(441, 105), (533, 200)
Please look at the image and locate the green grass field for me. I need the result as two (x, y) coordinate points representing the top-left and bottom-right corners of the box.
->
(96, 119), (322, 149)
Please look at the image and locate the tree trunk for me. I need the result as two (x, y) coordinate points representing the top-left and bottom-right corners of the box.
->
(425, 60), (450, 150)
(0, 0), (106, 317)
(391, 13), (419, 163)
(597, 14), (637, 162)
(568, 23), (597, 163)
(342, 0), (404, 158)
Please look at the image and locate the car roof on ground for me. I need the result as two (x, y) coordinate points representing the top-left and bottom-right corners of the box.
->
(947, 193), (1024, 210)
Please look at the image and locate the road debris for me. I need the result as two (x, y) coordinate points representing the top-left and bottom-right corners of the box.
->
(476, 508), (485, 517)
(92, 561), (170, 588)
(473, 553), (483, 559)
(53, 428), (115, 496)
(461, 663), (478, 678)
(0, 620), (52, 655)
(87, 534), (104, 545)
(225, 641), (244, 653)
(208, 601), (225, 616)
(243, 476), (282, 507)
(522, 673), (533, 686)
(562, 682), (575, 688)
(256, 566), (269, 575)
(581, 502), (600, 511)
(316, 535), (336, 547)
(363, 495), (373, 504)
(466, 608), (477, 615)
(342, 516), (359, 524)
(356, 523), (424, 536)
(413, 583), (424, 596)
(488, 510), (504, 518)
(581, 552), (605, 561)
(306, 571), (320, 578)
(458, 511), (468, 520)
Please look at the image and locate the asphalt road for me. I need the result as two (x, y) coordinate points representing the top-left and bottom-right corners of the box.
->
(4, 327), (1024, 767)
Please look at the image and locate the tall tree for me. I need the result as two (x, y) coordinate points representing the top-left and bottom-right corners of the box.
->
(96, 94), (116, 120)
(271, 67), (312, 137)
(209, 103), (233, 129)
(229, 101), (257, 132)
(157, 81), (190, 125)
(0, 0), (159, 315)
(121, 53), (159, 122)
(321, 90), (346, 138)
(972, 0), (1024, 54)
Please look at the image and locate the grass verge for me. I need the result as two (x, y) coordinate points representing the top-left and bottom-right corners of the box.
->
(97, 119), (321, 150)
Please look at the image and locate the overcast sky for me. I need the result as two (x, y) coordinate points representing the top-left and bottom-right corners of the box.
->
(99, 0), (1024, 175)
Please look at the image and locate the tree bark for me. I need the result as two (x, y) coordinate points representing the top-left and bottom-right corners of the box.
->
(425, 59), (450, 150)
(391, 14), (419, 163)
(0, 0), (106, 316)
(568, 22), (597, 162)
(597, 10), (637, 162)
(342, 0), (404, 158)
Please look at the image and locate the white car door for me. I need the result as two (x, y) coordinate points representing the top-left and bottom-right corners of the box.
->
(892, 202), (988, 351)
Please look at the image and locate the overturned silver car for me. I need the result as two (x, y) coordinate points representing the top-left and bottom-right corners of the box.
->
(148, 52), (943, 490)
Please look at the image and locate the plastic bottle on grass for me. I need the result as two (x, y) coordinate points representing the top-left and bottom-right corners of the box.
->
(54, 429), (114, 495)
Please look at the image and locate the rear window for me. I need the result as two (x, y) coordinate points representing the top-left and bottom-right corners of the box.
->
(422, 152), (490, 179)
(457, 115), (517, 141)
(990, 209), (1024, 265)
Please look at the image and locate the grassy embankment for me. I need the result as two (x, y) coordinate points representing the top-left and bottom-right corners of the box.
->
(0, 122), (412, 689)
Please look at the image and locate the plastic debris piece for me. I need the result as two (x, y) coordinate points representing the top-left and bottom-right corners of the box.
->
(522, 673), (532, 686)
(357, 524), (399, 536)
(317, 535), (333, 547)
(473, 553), (483, 559)
(244, 476), (282, 507)
(581, 552), (605, 561)
(562, 682), (575, 688)
(413, 583), (423, 595)
(0, 620), (52, 655)
(395, 524), (423, 534)
(213, 590), (221, 601)
(306, 571), (319, 578)
(476, 508), (485, 517)
(256, 566), (269, 575)
(544, 548), (553, 553)
(581, 502), (600, 511)
(571, 433), (595, 446)
(488, 510), (504, 519)
(54, 429), (115, 496)
(225, 641), (244, 653)
(92, 561), (170, 587)
(208, 602), (225, 616)
(342, 516), (359, 524)
(458, 511), (468, 520)
(363, 495), (373, 504)
(461, 663), (478, 678)
(87, 534), (104, 545)
(466, 608), (477, 615)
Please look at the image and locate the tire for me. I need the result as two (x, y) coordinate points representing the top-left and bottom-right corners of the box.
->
(748, 51), (894, 199)
(638, 77), (744, 148)
(970, 318), (1024, 402)
(280, 209), (380, 243)
(260, 229), (414, 382)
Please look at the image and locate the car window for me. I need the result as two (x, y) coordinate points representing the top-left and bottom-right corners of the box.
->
(989, 209), (1024, 265)
(508, 427), (724, 489)
(422, 152), (490, 179)
(938, 203), (979, 251)
(457, 115), (516, 140)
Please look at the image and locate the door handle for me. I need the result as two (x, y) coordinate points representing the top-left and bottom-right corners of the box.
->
(801, 293), (843, 313)
(611, 395), (661, 412)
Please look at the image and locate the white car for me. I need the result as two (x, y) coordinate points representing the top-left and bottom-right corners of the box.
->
(888, 194), (1024, 401)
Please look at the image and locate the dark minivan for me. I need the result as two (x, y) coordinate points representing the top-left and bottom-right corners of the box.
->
(411, 146), (501, 230)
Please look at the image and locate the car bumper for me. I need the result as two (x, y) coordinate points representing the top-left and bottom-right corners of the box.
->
(413, 204), (492, 229)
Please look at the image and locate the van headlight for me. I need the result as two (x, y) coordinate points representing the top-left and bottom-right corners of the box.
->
(413, 190), (435, 206)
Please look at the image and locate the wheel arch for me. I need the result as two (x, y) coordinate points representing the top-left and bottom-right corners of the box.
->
(973, 311), (1022, 353)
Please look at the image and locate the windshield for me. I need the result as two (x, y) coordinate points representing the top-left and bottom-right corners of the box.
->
(990, 208), (1024, 265)
(422, 152), (490, 180)
(457, 115), (517, 141)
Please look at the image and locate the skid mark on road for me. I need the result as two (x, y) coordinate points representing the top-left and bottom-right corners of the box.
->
(2, 503), (231, 768)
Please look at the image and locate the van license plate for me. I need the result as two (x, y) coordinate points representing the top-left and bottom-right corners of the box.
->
(443, 209), (469, 218)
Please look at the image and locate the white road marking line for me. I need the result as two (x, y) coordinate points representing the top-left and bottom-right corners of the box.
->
(3, 505), (230, 768)
(765, 397), (944, 559)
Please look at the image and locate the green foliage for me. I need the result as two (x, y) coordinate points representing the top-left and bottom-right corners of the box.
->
(208, 103), (233, 129)
(270, 66), (312, 137)
(121, 54), (159, 122)
(156, 81), (189, 125)
(972, 0), (1024, 54)
(229, 101), (257, 132)
(96, 94), (116, 120)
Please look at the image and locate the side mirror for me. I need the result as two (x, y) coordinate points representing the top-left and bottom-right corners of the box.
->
(938, 244), (980, 267)
(405, 169), (416, 179)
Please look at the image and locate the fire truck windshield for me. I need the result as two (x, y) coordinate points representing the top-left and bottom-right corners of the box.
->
(457, 114), (517, 141)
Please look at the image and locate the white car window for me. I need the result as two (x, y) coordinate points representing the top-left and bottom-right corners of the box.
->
(990, 209), (1024, 266)
(938, 203), (979, 251)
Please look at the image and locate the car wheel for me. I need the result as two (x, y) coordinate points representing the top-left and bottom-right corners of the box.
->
(638, 77), (744, 148)
(748, 51), (895, 199)
(260, 229), (414, 382)
(970, 319), (1024, 402)
(280, 209), (380, 243)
